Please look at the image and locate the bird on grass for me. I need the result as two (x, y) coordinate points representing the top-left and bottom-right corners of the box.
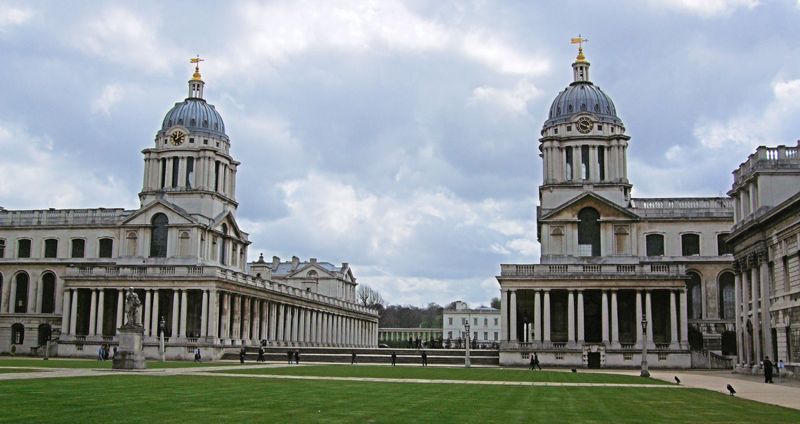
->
(727, 384), (736, 396)
(571, 368), (577, 373)
(674, 376), (681, 385)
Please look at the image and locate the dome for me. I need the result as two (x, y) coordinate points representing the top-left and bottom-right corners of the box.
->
(161, 98), (226, 138)
(544, 82), (621, 128)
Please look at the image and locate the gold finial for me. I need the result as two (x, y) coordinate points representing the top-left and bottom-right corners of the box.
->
(190, 55), (204, 80)
(570, 35), (588, 62)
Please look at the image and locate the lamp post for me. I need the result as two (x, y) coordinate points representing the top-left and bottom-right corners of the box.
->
(464, 321), (471, 368)
(640, 313), (650, 377)
(159, 315), (166, 362)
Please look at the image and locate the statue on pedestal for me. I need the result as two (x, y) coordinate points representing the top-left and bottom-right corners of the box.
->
(125, 289), (142, 328)
(113, 288), (147, 370)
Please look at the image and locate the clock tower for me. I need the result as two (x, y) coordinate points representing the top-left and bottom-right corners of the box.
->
(139, 57), (240, 220)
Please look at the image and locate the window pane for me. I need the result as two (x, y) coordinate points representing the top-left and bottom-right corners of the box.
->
(646, 234), (664, 256)
(717, 233), (732, 255)
(99, 239), (113, 258)
(682, 234), (700, 256)
(71, 239), (85, 258)
(44, 239), (58, 258)
(18, 239), (31, 258)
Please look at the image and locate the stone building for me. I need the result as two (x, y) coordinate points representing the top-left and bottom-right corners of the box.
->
(496, 46), (735, 368)
(727, 142), (800, 372)
(0, 61), (378, 359)
(442, 301), (500, 346)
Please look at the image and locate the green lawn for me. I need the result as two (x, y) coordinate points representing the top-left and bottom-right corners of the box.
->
(0, 358), (230, 369)
(0, 375), (797, 423)
(215, 364), (668, 385)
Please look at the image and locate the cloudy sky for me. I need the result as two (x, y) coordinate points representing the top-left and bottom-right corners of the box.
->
(1, 0), (799, 307)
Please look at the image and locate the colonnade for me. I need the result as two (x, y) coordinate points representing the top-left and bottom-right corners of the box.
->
(378, 329), (443, 343)
(60, 287), (379, 347)
(501, 288), (688, 349)
(734, 251), (771, 364)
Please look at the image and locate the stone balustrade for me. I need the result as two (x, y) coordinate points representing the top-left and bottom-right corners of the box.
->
(500, 262), (686, 277)
(733, 143), (800, 185)
(0, 208), (131, 226)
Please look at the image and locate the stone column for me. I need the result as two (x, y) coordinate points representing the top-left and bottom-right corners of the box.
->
(734, 273), (744, 361)
(270, 302), (278, 343)
(670, 290), (679, 349)
(7, 277), (16, 314)
(543, 290), (551, 344)
(567, 290), (575, 345)
(679, 289), (689, 350)
(208, 290), (218, 340)
(601, 290), (608, 344)
(69, 289), (78, 335)
(61, 289), (71, 335)
(533, 291), (541, 343)
(232, 294), (242, 342)
(143, 290), (151, 337)
(242, 296), (251, 343)
(171, 290), (180, 338)
(760, 260), (772, 359)
(741, 270), (751, 363)
(577, 290), (585, 343)
(291, 306), (299, 343)
(150, 290), (159, 338)
(611, 290), (619, 348)
(297, 308), (305, 343)
(645, 290), (654, 349)
(96, 289), (106, 337)
(200, 290), (209, 338)
(179, 290), (188, 338)
(635, 290), (642, 348)
(88, 289), (98, 337)
(252, 299), (261, 342)
(310, 311), (317, 345)
(751, 266), (761, 360)
(116, 289), (124, 334)
(277, 304), (285, 343)
(509, 290), (518, 341)
(500, 289), (508, 341)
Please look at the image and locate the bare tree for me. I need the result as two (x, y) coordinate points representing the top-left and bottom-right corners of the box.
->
(357, 285), (385, 309)
(490, 297), (501, 309)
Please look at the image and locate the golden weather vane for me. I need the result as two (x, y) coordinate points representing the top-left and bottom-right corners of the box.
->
(570, 35), (588, 62)
(190, 54), (204, 80)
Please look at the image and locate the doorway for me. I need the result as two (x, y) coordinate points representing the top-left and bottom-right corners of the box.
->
(587, 352), (601, 368)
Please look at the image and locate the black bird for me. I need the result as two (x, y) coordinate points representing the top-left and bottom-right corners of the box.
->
(674, 376), (681, 385)
(727, 384), (736, 396)
(571, 368), (577, 373)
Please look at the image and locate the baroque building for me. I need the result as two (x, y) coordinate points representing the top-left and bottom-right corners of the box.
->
(496, 46), (735, 368)
(0, 61), (378, 358)
(728, 143), (800, 373)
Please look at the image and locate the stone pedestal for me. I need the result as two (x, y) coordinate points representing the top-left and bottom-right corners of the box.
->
(113, 325), (146, 370)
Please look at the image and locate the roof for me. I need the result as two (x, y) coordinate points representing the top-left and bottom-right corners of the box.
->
(270, 261), (341, 276)
(161, 98), (226, 138)
(545, 82), (621, 127)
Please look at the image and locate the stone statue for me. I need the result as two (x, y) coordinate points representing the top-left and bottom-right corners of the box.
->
(125, 289), (142, 327)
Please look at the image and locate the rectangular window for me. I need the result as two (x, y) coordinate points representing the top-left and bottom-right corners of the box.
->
(71, 239), (85, 258)
(646, 234), (664, 256)
(214, 161), (220, 191)
(494, 332), (498, 341)
(171, 157), (179, 188)
(44, 239), (58, 258)
(0, 239), (5, 258)
(484, 318), (488, 326)
(473, 331), (478, 340)
(581, 145), (590, 179)
(484, 331), (488, 340)
(185, 157), (194, 188)
(566, 125), (572, 132)
(447, 331), (452, 339)
(160, 159), (167, 188)
(448, 317), (452, 325)
(494, 318), (498, 326)
(681, 234), (700, 256)
(98, 238), (113, 258)
(565, 147), (573, 180)
(717, 233), (732, 255)
(473, 318), (478, 325)
(189, 138), (194, 144)
(598, 146), (605, 180)
(17, 239), (31, 258)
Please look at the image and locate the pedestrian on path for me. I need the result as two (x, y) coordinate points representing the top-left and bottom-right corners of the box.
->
(391, 352), (397, 366)
(533, 352), (541, 370)
(239, 346), (246, 364)
(287, 351), (293, 364)
(763, 357), (775, 384)
(257, 346), (265, 363)
(421, 350), (428, 367)
(294, 350), (300, 364)
(351, 351), (358, 365)
(778, 359), (785, 378)
(194, 347), (202, 363)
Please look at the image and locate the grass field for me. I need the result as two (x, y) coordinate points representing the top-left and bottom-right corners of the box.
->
(0, 358), (230, 369)
(215, 364), (669, 384)
(0, 374), (798, 423)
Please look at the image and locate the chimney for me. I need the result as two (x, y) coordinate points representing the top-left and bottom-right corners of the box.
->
(291, 256), (300, 270)
(256, 253), (265, 263)
(341, 262), (349, 270)
(272, 256), (280, 270)
(310, 258), (317, 264)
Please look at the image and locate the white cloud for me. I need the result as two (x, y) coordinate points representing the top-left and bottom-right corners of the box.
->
(0, 2), (33, 30)
(91, 84), (126, 115)
(0, 122), (136, 209)
(470, 79), (541, 113)
(649, 0), (760, 17)
(460, 33), (549, 76)
(70, 7), (174, 72)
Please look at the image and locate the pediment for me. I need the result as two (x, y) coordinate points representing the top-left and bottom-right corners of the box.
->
(210, 210), (249, 243)
(541, 192), (639, 221)
(120, 200), (199, 226)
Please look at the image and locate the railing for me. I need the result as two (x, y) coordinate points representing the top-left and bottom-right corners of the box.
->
(631, 197), (734, 210)
(0, 208), (131, 226)
(500, 263), (685, 277)
(64, 264), (378, 317)
(733, 144), (800, 184)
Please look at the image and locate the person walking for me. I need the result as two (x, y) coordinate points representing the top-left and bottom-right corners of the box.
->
(194, 347), (202, 363)
(97, 345), (105, 362)
(533, 352), (541, 370)
(294, 350), (300, 365)
(287, 350), (293, 364)
(778, 359), (785, 378)
(763, 356), (774, 383)
(421, 350), (428, 367)
(112, 346), (118, 360)
(239, 346), (246, 364)
(391, 351), (397, 366)
(351, 351), (358, 365)
(257, 346), (265, 363)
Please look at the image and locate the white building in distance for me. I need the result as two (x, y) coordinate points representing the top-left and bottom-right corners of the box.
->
(442, 301), (501, 345)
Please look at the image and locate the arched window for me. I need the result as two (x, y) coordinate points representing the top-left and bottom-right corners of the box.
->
(308, 270), (318, 279)
(681, 233), (700, 256)
(646, 234), (664, 256)
(14, 273), (29, 313)
(0, 238), (5, 258)
(718, 272), (735, 320)
(687, 272), (702, 320)
(70, 239), (85, 258)
(219, 224), (228, 265)
(578, 207), (600, 257)
(11, 323), (24, 345)
(98, 238), (113, 258)
(41, 273), (56, 314)
(44, 239), (58, 258)
(149, 213), (169, 258)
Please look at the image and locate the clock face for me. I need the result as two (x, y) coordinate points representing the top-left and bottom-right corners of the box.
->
(577, 117), (593, 134)
(170, 131), (186, 146)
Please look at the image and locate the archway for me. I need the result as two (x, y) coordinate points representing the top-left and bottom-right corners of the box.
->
(578, 207), (600, 257)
